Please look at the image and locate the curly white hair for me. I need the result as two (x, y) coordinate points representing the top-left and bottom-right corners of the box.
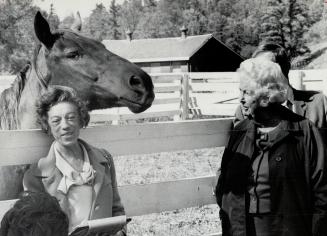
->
(238, 58), (289, 107)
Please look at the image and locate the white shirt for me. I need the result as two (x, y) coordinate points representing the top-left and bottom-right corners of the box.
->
(54, 142), (95, 233)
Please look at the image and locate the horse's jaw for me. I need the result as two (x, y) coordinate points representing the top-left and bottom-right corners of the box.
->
(17, 78), (43, 130)
(123, 96), (154, 113)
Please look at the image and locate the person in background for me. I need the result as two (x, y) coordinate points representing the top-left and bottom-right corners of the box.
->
(23, 86), (126, 236)
(234, 43), (327, 136)
(216, 58), (327, 236)
(0, 191), (69, 236)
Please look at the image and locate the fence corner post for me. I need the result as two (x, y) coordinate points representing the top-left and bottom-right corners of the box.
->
(323, 77), (327, 96)
(291, 70), (304, 90)
(181, 74), (190, 120)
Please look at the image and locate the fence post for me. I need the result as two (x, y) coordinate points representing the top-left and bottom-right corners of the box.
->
(181, 74), (189, 120)
(323, 78), (327, 96)
(111, 108), (119, 125)
(290, 70), (304, 90)
(173, 77), (181, 121)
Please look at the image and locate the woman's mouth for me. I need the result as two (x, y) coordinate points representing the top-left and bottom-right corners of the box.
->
(61, 132), (73, 137)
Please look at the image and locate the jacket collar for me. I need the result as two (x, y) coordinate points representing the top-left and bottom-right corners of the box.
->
(33, 139), (110, 207)
(243, 119), (291, 154)
(35, 139), (109, 174)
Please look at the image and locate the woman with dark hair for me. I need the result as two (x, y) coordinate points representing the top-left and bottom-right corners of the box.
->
(216, 58), (327, 236)
(23, 86), (126, 236)
(0, 191), (69, 236)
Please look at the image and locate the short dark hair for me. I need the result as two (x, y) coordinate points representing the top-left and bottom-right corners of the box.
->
(252, 42), (291, 79)
(0, 191), (69, 236)
(36, 86), (90, 133)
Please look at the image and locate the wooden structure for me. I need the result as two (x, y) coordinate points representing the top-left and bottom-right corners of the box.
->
(0, 118), (233, 235)
(102, 32), (243, 73)
(1, 69), (327, 121)
(90, 73), (188, 123)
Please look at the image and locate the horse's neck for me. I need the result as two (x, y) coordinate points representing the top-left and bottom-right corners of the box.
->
(18, 47), (49, 129)
(17, 67), (46, 129)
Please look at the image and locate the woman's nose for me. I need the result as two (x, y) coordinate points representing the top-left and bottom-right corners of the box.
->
(60, 119), (70, 129)
(239, 93), (245, 103)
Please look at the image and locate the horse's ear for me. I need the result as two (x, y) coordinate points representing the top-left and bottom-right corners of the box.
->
(71, 12), (82, 32)
(34, 11), (57, 49)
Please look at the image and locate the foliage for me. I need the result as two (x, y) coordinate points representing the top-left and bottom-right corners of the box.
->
(260, 0), (285, 45)
(108, 0), (121, 39)
(182, 0), (208, 35)
(305, 2), (327, 43)
(59, 14), (75, 29)
(0, 0), (322, 73)
(135, 10), (175, 38)
(284, 0), (311, 57)
(118, 0), (143, 37)
(83, 3), (111, 41)
(260, 0), (311, 58)
(0, 0), (40, 73)
(308, 0), (324, 25)
(47, 3), (60, 31)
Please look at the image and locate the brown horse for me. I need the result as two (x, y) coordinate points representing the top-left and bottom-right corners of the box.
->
(0, 12), (154, 200)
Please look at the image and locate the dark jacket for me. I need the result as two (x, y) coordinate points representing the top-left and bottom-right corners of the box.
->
(216, 107), (327, 236)
(234, 89), (327, 137)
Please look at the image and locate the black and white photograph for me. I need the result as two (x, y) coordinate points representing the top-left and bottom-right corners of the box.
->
(0, 0), (327, 235)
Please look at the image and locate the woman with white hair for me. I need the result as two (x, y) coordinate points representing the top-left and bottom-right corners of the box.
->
(215, 58), (327, 236)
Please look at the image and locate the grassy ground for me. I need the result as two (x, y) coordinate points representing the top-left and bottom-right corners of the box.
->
(113, 147), (224, 236)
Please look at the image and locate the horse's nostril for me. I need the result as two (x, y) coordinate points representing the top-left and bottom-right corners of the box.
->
(129, 76), (143, 88)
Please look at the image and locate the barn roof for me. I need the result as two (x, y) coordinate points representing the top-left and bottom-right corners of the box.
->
(102, 34), (237, 63)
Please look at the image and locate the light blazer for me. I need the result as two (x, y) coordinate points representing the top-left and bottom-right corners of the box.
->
(23, 139), (125, 220)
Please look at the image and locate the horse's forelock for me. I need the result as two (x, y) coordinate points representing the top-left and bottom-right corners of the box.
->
(57, 30), (103, 49)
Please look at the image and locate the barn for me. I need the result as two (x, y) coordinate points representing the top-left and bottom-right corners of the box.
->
(102, 28), (243, 73)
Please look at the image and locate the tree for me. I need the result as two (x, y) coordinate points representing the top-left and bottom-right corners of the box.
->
(155, 0), (185, 36)
(144, 0), (157, 8)
(48, 3), (60, 31)
(308, 0), (324, 25)
(222, 0), (266, 57)
(305, 1), (327, 42)
(118, 0), (143, 37)
(83, 3), (111, 41)
(224, 19), (244, 54)
(260, 0), (285, 46)
(108, 0), (121, 39)
(59, 14), (75, 29)
(283, 0), (310, 57)
(0, 0), (40, 73)
(135, 9), (175, 38)
(207, 11), (228, 41)
(182, 0), (208, 35)
(260, 0), (310, 58)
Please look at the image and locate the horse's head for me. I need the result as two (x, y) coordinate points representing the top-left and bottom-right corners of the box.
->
(33, 12), (154, 113)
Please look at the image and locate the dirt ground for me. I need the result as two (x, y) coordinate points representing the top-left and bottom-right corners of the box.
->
(113, 147), (224, 236)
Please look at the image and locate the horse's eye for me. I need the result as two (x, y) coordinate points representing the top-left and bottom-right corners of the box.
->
(66, 51), (81, 60)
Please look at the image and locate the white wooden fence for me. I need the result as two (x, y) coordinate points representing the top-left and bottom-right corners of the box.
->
(0, 118), (233, 236)
(1, 70), (327, 122)
(90, 73), (187, 124)
(188, 69), (327, 117)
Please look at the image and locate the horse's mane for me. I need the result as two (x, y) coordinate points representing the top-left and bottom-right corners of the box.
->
(0, 63), (30, 130)
(0, 44), (45, 130)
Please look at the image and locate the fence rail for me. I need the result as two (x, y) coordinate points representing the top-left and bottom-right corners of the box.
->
(1, 69), (327, 122)
(0, 118), (232, 236)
